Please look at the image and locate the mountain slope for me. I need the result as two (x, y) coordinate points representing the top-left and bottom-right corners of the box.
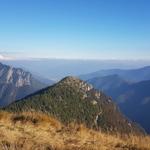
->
(87, 75), (150, 133)
(4, 76), (144, 134)
(116, 80), (150, 134)
(0, 63), (47, 106)
(80, 66), (150, 82)
(0, 111), (149, 150)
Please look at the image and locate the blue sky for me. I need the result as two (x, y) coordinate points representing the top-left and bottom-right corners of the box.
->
(0, 0), (150, 59)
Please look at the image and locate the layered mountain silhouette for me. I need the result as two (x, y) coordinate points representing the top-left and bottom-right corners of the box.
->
(87, 74), (150, 133)
(0, 63), (49, 106)
(80, 66), (150, 82)
(4, 76), (144, 134)
(87, 74), (130, 92)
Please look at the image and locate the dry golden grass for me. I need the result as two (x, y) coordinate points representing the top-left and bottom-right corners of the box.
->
(0, 111), (149, 150)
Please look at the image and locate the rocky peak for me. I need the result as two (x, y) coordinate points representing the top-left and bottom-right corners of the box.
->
(59, 76), (93, 92)
(0, 62), (48, 107)
(58, 76), (103, 101)
(0, 63), (32, 87)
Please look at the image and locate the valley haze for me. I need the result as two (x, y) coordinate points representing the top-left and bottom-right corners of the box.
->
(1, 57), (150, 81)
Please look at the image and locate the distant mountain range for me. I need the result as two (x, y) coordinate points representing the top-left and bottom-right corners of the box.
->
(80, 66), (150, 82)
(3, 59), (150, 80)
(4, 76), (144, 134)
(0, 63), (53, 106)
(84, 67), (150, 133)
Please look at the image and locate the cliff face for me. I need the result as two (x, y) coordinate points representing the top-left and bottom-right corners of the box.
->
(0, 63), (46, 106)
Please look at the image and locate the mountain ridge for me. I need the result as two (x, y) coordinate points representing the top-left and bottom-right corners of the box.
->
(4, 76), (145, 135)
(80, 66), (150, 82)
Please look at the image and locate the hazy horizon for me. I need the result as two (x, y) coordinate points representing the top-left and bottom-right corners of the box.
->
(0, 0), (150, 60)
(1, 59), (150, 81)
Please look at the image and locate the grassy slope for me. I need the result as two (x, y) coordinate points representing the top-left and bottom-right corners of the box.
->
(0, 111), (149, 150)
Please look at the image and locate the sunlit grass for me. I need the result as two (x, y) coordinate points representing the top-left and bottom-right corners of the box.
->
(0, 111), (149, 150)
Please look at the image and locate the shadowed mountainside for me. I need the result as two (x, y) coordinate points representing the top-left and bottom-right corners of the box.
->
(87, 75), (150, 133)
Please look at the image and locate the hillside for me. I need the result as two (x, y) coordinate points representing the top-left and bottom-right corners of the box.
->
(0, 63), (47, 107)
(116, 80), (150, 134)
(4, 76), (144, 134)
(0, 111), (149, 150)
(87, 75), (150, 133)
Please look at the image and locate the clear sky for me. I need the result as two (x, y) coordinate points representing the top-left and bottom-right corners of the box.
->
(0, 0), (150, 59)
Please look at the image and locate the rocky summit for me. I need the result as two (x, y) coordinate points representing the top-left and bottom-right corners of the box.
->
(0, 63), (46, 106)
